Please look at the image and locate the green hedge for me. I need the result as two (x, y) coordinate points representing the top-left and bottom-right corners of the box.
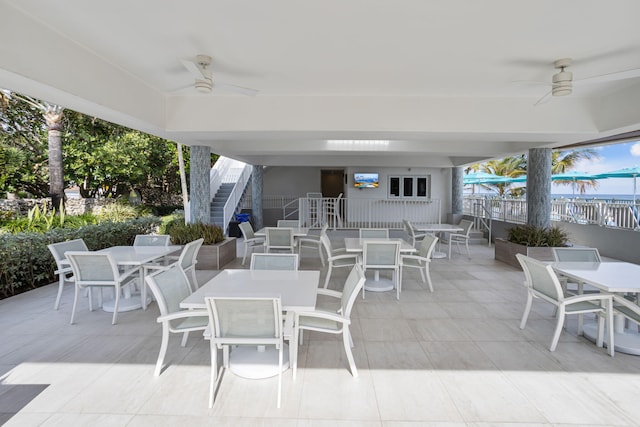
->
(0, 217), (161, 298)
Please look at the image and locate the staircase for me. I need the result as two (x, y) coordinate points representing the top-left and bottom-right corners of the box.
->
(469, 229), (489, 245)
(210, 183), (235, 226)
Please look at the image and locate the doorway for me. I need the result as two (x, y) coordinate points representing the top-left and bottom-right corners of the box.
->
(321, 169), (345, 227)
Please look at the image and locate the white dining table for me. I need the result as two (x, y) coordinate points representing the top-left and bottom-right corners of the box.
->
(413, 223), (464, 258)
(552, 261), (640, 355)
(254, 227), (310, 238)
(344, 237), (415, 292)
(96, 245), (181, 312)
(181, 269), (320, 379)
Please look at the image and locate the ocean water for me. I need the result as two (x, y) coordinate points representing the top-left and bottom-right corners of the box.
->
(552, 194), (636, 202)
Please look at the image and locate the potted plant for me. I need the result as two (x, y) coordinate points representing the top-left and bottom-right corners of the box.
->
(495, 224), (570, 269)
(165, 220), (237, 270)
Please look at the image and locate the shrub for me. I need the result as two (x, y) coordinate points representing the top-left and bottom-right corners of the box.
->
(167, 221), (224, 245)
(0, 216), (161, 298)
(96, 200), (140, 222)
(506, 224), (569, 247)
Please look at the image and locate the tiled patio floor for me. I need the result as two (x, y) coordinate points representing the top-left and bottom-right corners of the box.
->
(2, 237), (640, 426)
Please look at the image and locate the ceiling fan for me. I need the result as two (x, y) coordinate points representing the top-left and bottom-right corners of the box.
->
(529, 58), (640, 105)
(180, 54), (259, 96)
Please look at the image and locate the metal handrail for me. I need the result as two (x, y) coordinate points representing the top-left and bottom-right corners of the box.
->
(472, 201), (492, 246)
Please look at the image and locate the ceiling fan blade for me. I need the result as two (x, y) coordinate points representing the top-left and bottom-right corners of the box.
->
(576, 68), (640, 85)
(180, 59), (207, 79)
(534, 90), (553, 106)
(215, 82), (259, 96)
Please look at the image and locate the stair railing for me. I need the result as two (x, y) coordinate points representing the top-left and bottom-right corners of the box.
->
(472, 200), (493, 246)
(220, 162), (252, 235)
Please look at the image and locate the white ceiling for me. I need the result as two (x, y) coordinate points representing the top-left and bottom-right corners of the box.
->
(2, 0), (640, 167)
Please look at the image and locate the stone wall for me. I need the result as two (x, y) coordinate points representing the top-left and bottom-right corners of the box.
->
(0, 198), (117, 216)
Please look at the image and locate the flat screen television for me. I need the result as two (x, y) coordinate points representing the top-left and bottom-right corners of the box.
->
(354, 173), (379, 188)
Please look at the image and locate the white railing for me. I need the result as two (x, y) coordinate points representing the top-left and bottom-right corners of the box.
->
(209, 157), (246, 200)
(464, 196), (640, 231)
(298, 197), (441, 229)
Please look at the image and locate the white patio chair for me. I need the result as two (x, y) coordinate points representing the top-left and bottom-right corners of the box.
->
(447, 219), (474, 259)
(47, 238), (88, 310)
(176, 238), (204, 292)
(403, 219), (427, 247)
(359, 228), (389, 238)
(320, 232), (359, 288)
(362, 240), (401, 299)
(400, 233), (438, 292)
(552, 247), (602, 294)
(145, 265), (209, 376)
(277, 220), (300, 228)
(265, 227), (295, 253)
(65, 251), (141, 325)
(239, 222), (265, 265)
(516, 254), (614, 356)
(297, 223), (328, 266)
(293, 264), (365, 379)
(250, 253), (299, 270)
(133, 234), (170, 246)
(323, 192), (343, 230)
(205, 296), (284, 408)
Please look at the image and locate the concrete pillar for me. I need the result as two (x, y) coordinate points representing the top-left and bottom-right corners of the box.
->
(189, 145), (211, 224)
(251, 165), (264, 230)
(527, 147), (552, 229)
(448, 167), (464, 224)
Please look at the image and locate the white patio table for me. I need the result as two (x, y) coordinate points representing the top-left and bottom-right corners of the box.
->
(344, 237), (415, 292)
(181, 269), (319, 379)
(95, 245), (181, 312)
(552, 261), (640, 355)
(254, 227), (310, 238)
(413, 223), (464, 259)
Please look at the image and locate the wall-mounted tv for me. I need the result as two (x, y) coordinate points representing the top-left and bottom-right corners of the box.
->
(354, 173), (379, 188)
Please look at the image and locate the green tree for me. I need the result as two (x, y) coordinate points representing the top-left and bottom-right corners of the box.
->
(551, 149), (599, 194)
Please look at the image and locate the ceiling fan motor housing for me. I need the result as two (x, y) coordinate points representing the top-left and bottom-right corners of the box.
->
(195, 77), (213, 93)
(552, 58), (572, 96)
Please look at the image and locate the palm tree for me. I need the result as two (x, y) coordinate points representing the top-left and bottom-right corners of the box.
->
(476, 156), (527, 196)
(1, 90), (65, 209)
(551, 149), (599, 194)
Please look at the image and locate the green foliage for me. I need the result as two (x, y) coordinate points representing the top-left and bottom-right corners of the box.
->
(0, 217), (161, 298)
(166, 221), (224, 245)
(96, 201), (140, 222)
(506, 224), (569, 247)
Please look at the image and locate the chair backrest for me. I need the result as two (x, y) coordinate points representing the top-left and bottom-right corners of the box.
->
(359, 228), (389, 238)
(239, 221), (256, 240)
(179, 238), (204, 271)
(340, 265), (366, 318)
(48, 239), (88, 268)
(277, 220), (299, 228)
(459, 219), (474, 236)
(145, 264), (193, 316)
(205, 296), (282, 344)
(250, 253), (299, 270)
(417, 233), (439, 259)
(65, 251), (120, 284)
(265, 227), (294, 249)
(402, 219), (414, 238)
(552, 247), (601, 262)
(134, 234), (170, 246)
(320, 231), (334, 256)
(516, 254), (563, 302)
(362, 240), (400, 269)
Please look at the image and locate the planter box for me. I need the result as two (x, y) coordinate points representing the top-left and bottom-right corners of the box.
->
(494, 238), (555, 269)
(195, 237), (237, 270)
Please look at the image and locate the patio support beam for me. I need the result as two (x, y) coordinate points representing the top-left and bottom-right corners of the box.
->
(251, 165), (264, 230)
(527, 147), (552, 229)
(451, 167), (463, 216)
(189, 145), (211, 224)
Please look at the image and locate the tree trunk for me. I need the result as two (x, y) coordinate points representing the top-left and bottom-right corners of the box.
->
(44, 106), (65, 211)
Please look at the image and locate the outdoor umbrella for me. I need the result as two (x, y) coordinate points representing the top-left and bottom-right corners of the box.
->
(595, 166), (640, 202)
(550, 171), (599, 197)
(463, 171), (507, 185)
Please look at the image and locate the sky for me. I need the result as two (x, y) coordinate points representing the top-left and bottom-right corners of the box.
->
(565, 140), (640, 196)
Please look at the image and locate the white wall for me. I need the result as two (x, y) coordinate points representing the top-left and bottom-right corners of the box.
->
(263, 167), (322, 196)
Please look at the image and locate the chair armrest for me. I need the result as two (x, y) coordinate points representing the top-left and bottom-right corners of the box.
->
(296, 310), (349, 324)
(564, 294), (612, 305)
(316, 288), (342, 299)
(298, 237), (320, 245)
(401, 254), (429, 263)
(245, 237), (265, 244)
(157, 309), (209, 323)
(449, 233), (468, 239)
(327, 253), (358, 262)
(54, 266), (73, 275)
